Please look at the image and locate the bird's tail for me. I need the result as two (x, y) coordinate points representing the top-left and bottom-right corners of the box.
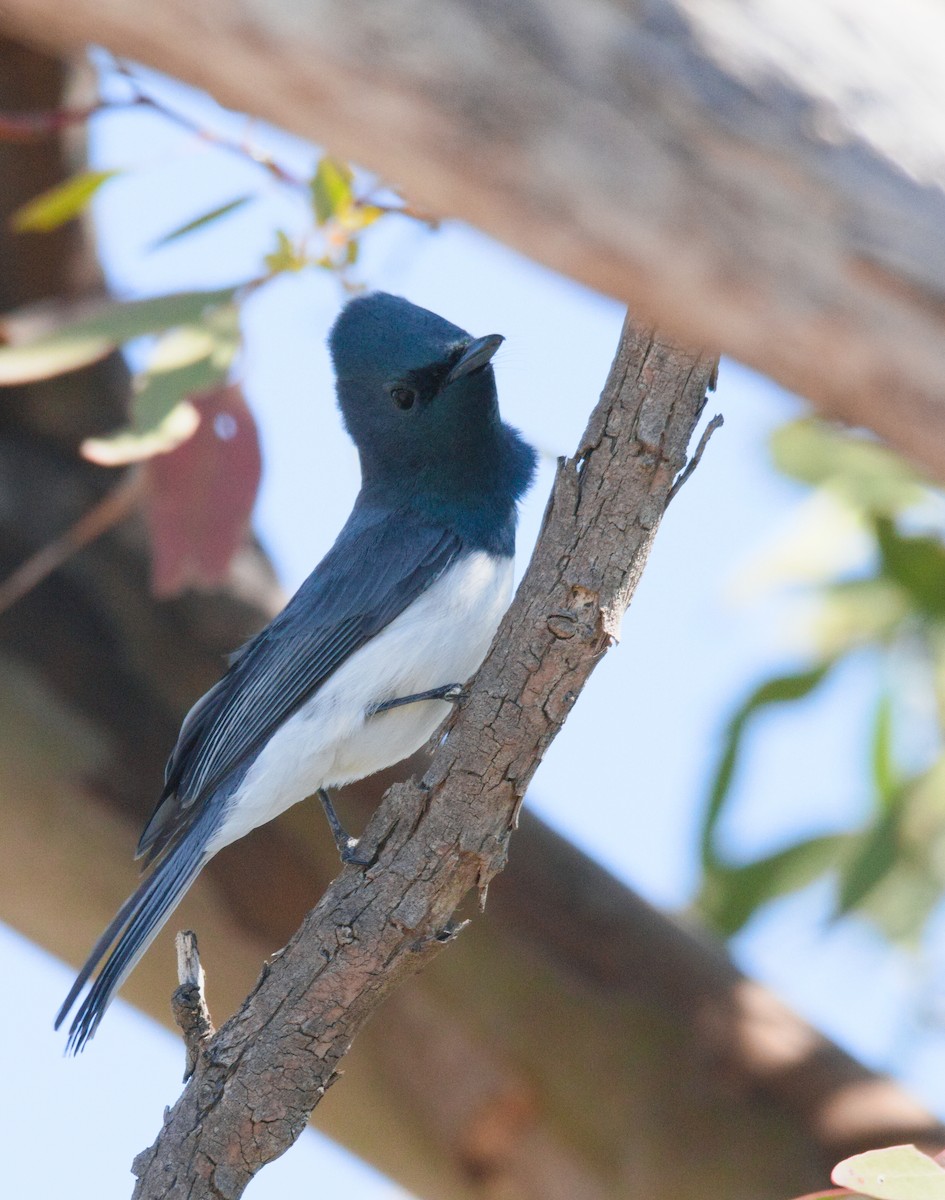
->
(55, 817), (214, 1053)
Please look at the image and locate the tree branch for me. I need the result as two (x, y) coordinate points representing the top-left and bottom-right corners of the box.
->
(666, 412), (724, 506)
(171, 931), (216, 1083)
(0, 469), (143, 616)
(129, 318), (715, 1197)
(3, 3), (945, 478)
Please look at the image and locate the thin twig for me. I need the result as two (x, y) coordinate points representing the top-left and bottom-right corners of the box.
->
(0, 470), (144, 618)
(111, 60), (307, 188)
(666, 412), (724, 506)
(0, 102), (113, 141)
(0, 77), (438, 224)
(171, 932), (216, 1083)
(134, 95), (305, 188)
(0, 76), (306, 188)
(361, 200), (441, 229)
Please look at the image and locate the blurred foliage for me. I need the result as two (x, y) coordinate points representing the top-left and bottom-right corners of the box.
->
(0, 142), (417, 465)
(150, 195), (253, 249)
(789, 1140), (945, 1200)
(9, 167), (121, 232)
(697, 418), (945, 946)
(0, 68), (433, 594)
(1, 64), (428, 470)
(831, 1143), (945, 1200)
(82, 303), (241, 465)
(0, 287), (237, 384)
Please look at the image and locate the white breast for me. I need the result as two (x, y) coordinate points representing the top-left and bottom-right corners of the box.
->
(207, 551), (514, 853)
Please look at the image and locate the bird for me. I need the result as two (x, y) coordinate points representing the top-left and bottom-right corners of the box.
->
(56, 291), (536, 1052)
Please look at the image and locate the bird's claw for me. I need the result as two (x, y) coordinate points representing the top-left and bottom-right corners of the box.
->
(318, 788), (371, 868)
(339, 838), (374, 868)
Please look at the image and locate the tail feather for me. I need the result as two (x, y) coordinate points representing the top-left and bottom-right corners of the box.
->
(56, 821), (212, 1053)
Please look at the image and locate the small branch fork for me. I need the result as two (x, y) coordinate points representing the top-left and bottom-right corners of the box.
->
(666, 411), (723, 506)
(171, 932), (216, 1083)
(131, 316), (718, 1199)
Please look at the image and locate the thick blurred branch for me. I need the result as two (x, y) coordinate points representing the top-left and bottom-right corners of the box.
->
(4, 2), (945, 477)
(0, 470), (143, 616)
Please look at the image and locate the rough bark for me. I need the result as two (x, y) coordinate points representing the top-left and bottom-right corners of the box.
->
(4, 2), (945, 480)
(3, 33), (944, 1200)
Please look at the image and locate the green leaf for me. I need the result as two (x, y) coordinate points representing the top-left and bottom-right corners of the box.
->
(0, 328), (114, 384)
(81, 305), (241, 466)
(870, 692), (898, 809)
(131, 312), (239, 432)
(873, 517), (945, 619)
(264, 230), (306, 274)
(833, 1145), (945, 1200)
(310, 156), (354, 225)
(150, 195), (254, 248)
(856, 857), (942, 944)
(82, 400), (200, 466)
(339, 202), (384, 233)
(10, 169), (120, 233)
(815, 578), (907, 657)
(834, 799), (904, 918)
(772, 420), (927, 516)
(847, 757), (945, 942)
(0, 287), (237, 384)
(698, 834), (850, 936)
(194, 302), (242, 365)
(700, 664), (834, 869)
(132, 354), (225, 434)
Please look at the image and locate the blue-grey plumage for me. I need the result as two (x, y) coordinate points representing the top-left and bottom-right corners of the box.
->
(56, 292), (536, 1051)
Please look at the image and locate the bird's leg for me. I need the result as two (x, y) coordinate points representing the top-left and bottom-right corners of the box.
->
(368, 683), (467, 716)
(318, 788), (373, 866)
(327, 686), (465, 865)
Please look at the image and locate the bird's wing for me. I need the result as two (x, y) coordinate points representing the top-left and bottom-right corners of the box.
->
(137, 512), (463, 861)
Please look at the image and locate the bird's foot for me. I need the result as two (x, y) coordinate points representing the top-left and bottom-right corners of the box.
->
(318, 789), (373, 867)
(368, 683), (467, 716)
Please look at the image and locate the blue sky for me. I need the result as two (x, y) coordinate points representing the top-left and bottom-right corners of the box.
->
(3, 60), (944, 1198)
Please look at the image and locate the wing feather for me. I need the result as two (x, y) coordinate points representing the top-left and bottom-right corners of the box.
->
(138, 510), (462, 861)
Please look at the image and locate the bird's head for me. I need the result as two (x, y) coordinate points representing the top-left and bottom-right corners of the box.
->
(329, 292), (510, 488)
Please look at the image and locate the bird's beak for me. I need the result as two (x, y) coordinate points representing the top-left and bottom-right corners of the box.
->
(446, 334), (504, 384)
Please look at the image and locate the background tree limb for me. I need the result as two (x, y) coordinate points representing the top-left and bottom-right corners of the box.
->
(3, 2), (945, 479)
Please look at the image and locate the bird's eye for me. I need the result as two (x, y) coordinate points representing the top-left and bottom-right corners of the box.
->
(390, 386), (416, 411)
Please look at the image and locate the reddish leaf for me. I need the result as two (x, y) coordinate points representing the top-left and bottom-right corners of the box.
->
(145, 383), (261, 598)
